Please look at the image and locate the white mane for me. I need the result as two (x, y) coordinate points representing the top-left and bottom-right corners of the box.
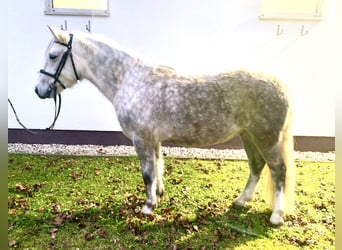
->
(72, 30), (156, 67)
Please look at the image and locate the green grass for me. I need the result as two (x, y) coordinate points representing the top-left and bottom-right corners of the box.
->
(8, 154), (335, 249)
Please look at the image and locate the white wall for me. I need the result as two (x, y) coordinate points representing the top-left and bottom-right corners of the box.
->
(8, 0), (336, 136)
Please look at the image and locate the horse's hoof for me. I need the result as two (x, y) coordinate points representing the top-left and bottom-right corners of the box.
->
(141, 204), (154, 215)
(233, 199), (245, 207)
(233, 196), (249, 207)
(270, 213), (284, 226)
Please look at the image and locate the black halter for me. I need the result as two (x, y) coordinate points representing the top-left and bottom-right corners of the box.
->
(39, 33), (80, 129)
(8, 33), (80, 134)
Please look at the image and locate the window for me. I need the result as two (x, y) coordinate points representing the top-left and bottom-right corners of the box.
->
(259, 0), (327, 20)
(45, 0), (109, 16)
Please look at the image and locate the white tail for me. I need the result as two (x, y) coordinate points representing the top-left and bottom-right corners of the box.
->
(265, 107), (295, 216)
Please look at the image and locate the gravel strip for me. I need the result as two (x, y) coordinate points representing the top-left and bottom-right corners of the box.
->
(8, 143), (335, 162)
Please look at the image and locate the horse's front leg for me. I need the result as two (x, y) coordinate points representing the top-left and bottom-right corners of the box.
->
(133, 138), (163, 215)
(154, 142), (165, 201)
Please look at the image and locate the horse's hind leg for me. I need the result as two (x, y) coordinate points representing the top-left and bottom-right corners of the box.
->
(253, 135), (293, 226)
(263, 146), (288, 225)
(234, 132), (266, 207)
(133, 137), (164, 215)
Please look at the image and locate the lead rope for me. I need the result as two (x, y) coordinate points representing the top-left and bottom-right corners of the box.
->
(8, 98), (37, 135)
(47, 93), (62, 130)
(8, 94), (62, 134)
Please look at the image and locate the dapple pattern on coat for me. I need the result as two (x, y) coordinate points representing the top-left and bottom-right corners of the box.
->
(35, 27), (295, 226)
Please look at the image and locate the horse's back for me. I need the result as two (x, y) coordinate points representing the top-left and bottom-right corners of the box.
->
(149, 69), (291, 146)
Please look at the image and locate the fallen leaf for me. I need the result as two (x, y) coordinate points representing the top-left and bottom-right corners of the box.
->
(98, 229), (109, 238)
(51, 203), (61, 214)
(15, 183), (32, 197)
(24, 162), (33, 170)
(52, 215), (64, 226)
(70, 172), (83, 181)
(78, 222), (87, 229)
(85, 232), (95, 241)
(15, 183), (27, 191)
(13, 198), (28, 209)
(33, 182), (46, 191)
(8, 240), (16, 247)
(170, 178), (183, 185)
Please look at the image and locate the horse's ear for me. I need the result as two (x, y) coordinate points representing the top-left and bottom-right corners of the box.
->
(47, 25), (69, 44)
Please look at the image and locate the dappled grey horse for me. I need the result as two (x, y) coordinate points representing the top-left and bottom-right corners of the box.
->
(35, 26), (295, 226)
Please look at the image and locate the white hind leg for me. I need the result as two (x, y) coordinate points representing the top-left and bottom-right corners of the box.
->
(270, 189), (285, 225)
(265, 148), (287, 226)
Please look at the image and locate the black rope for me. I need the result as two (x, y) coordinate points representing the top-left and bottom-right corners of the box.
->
(47, 94), (62, 130)
(8, 95), (63, 134)
(8, 98), (38, 135)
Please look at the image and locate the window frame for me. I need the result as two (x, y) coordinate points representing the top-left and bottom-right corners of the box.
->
(44, 0), (110, 17)
(259, 0), (328, 21)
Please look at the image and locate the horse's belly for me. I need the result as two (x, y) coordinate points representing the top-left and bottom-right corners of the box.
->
(161, 123), (241, 147)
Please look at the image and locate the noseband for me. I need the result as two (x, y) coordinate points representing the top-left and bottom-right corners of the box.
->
(39, 33), (80, 129)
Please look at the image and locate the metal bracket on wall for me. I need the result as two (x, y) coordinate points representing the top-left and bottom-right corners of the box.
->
(276, 24), (283, 36)
(86, 20), (91, 32)
(61, 20), (68, 31)
(300, 25), (308, 36)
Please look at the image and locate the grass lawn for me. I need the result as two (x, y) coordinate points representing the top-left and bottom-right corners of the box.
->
(8, 154), (335, 249)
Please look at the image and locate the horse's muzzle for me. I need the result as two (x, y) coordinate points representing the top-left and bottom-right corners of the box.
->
(34, 85), (54, 99)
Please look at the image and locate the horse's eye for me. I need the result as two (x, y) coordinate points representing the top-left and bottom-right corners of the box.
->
(49, 54), (58, 60)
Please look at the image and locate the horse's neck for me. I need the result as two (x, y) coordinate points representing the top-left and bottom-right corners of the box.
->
(77, 36), (149, 102)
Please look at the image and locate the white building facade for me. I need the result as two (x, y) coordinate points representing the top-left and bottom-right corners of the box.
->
(8, 0), (336, 137)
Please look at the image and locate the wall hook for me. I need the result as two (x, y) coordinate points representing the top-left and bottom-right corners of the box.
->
(300, 25), (308, 36)
(61, 20), (68, 31)
(276, 24), (283, 36)
(86, 20), (91, 33)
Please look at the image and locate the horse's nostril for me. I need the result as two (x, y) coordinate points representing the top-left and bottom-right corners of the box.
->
(34, 86), (39, 95)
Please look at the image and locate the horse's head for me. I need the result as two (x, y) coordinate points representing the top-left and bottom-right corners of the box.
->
(35, 26), (80, 99)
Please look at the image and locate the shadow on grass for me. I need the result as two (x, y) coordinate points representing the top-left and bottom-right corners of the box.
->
(9, 190), (271, 249)
(9, 194), (276, 249)
(121, 203), (274, 249)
